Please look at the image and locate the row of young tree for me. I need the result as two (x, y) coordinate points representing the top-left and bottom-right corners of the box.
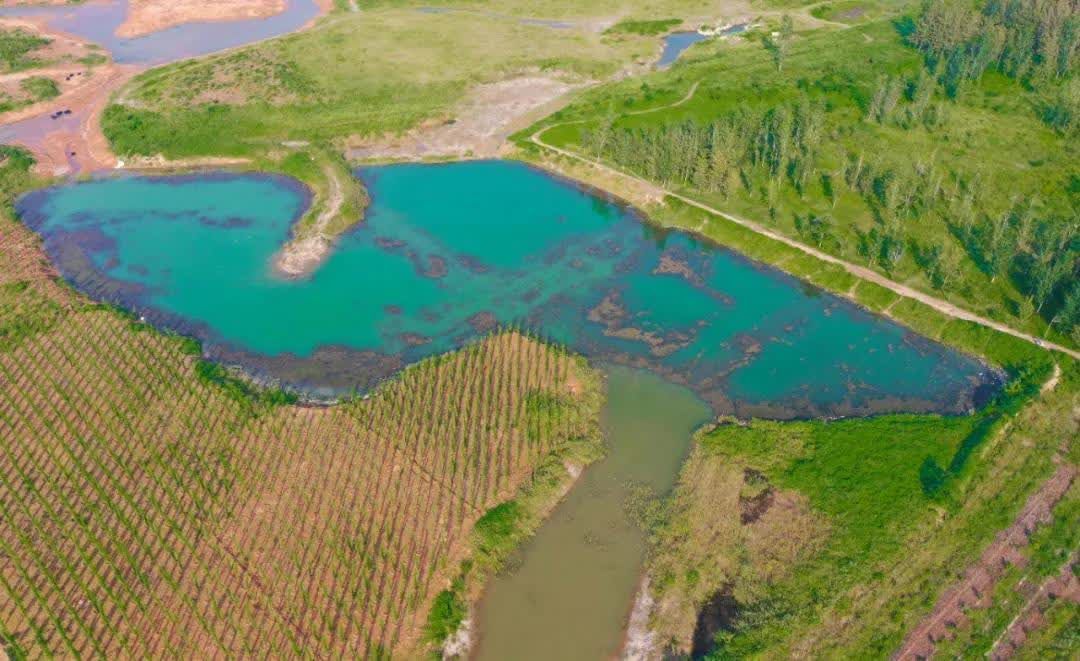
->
(790, 152), (1077, 340)
(910, 0), (1079, 95)
(951, 194), (1079, 333)
(583, 96), (826, 194)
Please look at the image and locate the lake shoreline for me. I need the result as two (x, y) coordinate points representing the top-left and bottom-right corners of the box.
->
(13, 161), (1005, 418)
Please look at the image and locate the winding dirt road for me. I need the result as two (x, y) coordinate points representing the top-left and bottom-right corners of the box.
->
(528, 83), (1080, 362)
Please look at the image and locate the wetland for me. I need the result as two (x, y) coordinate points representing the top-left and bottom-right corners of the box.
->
(17, 159), (1000, 415)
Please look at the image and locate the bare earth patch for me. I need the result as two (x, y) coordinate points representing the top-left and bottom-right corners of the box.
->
(346, 74), (582, 161)
(273, 162), (347, 278)
(0, 18), (131, 175)
(115, 0), (288, 38)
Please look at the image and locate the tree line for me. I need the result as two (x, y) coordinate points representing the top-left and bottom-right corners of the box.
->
(910, 0), (1079, 96)
(583, 96), (826, 196)
(583, 103), (1078, 340)
(579, 0), (1079, 342)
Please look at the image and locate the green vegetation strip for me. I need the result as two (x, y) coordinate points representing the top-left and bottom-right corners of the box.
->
(0, 28), (51, 72)
(648, 360), (1075, 657)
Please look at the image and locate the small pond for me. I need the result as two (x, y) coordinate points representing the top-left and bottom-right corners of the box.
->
(657, 24), (748, 68)
(17, 160), (999, 418)
(657, 31), (708, 68)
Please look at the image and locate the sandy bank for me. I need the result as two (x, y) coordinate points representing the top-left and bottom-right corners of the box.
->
(272, 159), (357, 279)
(114, 0), (288, 38)
(346, 74), (584, 161)
(273, 234), (332, 278)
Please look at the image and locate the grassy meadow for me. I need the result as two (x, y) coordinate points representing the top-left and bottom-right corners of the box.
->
(103, 4), (658, 158)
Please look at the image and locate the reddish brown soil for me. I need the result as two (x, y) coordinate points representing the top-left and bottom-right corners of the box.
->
(1, 0), (335, 175)
(0, 18), (134, 174)
(989, 551), (1080, 659)
(893, 464), (1077, 660)
(115, 0), (288, 38)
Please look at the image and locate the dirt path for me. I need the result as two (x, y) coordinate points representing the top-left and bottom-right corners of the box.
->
(347, 75), (583, 162)
(0, 65), (81, 86)
(892, 464), (1077, 660)
(797, 2), (855, 30)
(629, 80), (700, 115)
(529, 86), (1080, 362)
(2, 63), (138, 175)
(273, 161), (346, 277)
(1040, 363), (1063, 395)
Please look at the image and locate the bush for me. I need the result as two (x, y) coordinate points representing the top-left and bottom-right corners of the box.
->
(424, 584), (466, 644)
(473, 500), (523, 566)
(19, 76), (59, 101)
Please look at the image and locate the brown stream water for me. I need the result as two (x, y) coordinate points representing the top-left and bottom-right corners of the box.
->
(472, 366), (711, 660)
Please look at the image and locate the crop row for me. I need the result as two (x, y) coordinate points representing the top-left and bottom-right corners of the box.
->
(0, 274), (592, 658)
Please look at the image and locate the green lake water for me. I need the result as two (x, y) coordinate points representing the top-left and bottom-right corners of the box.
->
(473, 366), (710, 660)
(17, 160), (997, 418)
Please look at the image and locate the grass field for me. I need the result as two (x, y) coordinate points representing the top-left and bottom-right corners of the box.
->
(103, 4), (660, 158)
(523, 12), (1079, 348)
(0, 149), (603, 657)
(648, 361), (1076, 657)
(0, 28), (52, 73)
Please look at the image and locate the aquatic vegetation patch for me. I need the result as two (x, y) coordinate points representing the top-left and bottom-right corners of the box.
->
(17, 161), (999, 416)
(604, 18), (682, 36)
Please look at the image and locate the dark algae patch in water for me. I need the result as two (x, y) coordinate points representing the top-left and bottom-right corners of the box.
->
(17, 160), (1000, 412)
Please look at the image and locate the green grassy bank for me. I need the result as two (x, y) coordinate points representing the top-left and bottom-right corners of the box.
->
(647, 360), (1075, 657)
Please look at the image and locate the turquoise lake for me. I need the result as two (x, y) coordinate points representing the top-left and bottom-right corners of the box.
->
(17, 160), (999, 416)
